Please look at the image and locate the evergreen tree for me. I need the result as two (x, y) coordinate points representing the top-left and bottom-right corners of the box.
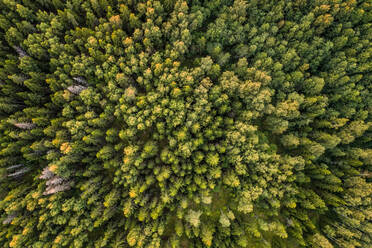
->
(0, 0), (370, 247)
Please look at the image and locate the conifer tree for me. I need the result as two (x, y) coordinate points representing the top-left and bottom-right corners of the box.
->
(0, 0), (371, 247)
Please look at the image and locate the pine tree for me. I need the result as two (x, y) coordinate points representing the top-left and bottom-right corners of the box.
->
(0, 0), (370, 247)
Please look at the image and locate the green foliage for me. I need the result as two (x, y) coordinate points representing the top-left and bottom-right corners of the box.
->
(0, 0), (371, 247)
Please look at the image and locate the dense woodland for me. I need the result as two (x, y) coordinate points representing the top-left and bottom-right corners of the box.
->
(0, 0), (371, 247)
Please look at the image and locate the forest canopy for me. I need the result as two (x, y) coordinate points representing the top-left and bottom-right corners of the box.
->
(0, 0), (371, 247)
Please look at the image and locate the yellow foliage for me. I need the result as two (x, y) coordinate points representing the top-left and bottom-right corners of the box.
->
(60, 142), (72, 154)
(129, 189), (137, 198)
(54, 235), (62, 244)
(62, 90), (72, 100)
(109, 15), (121, 25)
(9, 235), (19, 247)
(49, 164), (58, 173)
